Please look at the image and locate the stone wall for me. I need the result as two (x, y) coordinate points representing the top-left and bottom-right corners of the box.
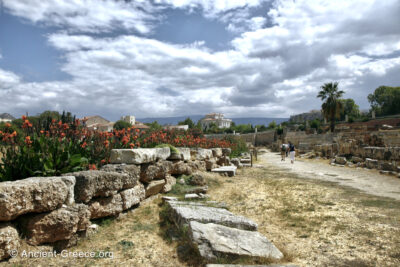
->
(0, 147), (230, 260)
(205, 130), (276, 146)
(274, 129), (400, 173)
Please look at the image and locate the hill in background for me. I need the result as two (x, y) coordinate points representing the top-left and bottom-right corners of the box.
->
(137, 115), (288, 127)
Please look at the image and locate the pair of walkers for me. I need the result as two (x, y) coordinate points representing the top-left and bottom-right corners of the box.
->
(280, 141), (296, 164)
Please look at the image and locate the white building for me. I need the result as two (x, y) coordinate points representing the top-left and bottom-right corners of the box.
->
(121, 115), (135, 125)
(0, 113), (15, 123)
(200, 113), (232, 130)
(163, 125), (189, 131)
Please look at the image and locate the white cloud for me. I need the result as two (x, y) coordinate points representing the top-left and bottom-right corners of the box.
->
(2, 0), (160, 34)
(0, 69), (20, 89)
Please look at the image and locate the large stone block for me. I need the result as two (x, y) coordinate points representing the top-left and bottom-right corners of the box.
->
(89, 194), (123, 219)
(171, 161), (192, 175)
(167, 201), (257, 231)
(140, 160), (173, 183)
(145, 180), (166, 198)
(0, 176), (75, 221)
(0, 223), (20, 260)
(188, 161), (207, 172)
(68, 170), (135, 203)
(189, 221), (283, 261)
(169, 147), (191, 161)
(222, 148), (232, 156)
(205, 159), (218, 171)
(120, 184), (145, 210)
(162, 174), (177, 193)
(334, 156), (347, 165)
(20, 204), (90, 245)
(196, 148), (213, 160)
(110, 148), (170, 164)
(211, 148), (223, 158)
(100, 164), (140, 182)
(366, 158), (378, 169)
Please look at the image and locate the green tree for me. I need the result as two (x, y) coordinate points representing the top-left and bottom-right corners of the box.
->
(340, 99), (360, 120)
(145, 121), (163, 131)
(267, 121), (277, 129)
(368, 86), (400, 116)
(114, 120), (132, 130)
(317, 82), (344, 132)
(178, 117), (195, 129)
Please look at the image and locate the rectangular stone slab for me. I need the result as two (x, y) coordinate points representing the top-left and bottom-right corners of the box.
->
(110, 148), (170, 164)
(167, 201), (257, 231)
(211, 166), (237, 177)
(189, 221), (283, 261)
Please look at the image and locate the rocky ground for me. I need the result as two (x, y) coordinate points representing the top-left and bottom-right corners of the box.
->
(5, 150), (400, 266)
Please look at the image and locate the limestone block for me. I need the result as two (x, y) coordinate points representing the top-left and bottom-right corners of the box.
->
(20, 204), (90, 245)
(196, 148), (213, 160)
(366, 158), (378, 169)
(167, 201), (257, 231)
(110, 148), (170, 164)
(68, 170), (134, 203)
(0, 176), (75, 221)
(169, 147), (191, 161)
(100, 164), (140, 182)
(140, 160), (173, 183)
(189, 221), (283, 261)
(171, 161), (192, 175)
(89, 194), (123, 219)
(222, 148), (232, 156)
(189, 173), (207, 186)
(211, 148), (223, 158)
(205, 159), (218, 171)
(162, 175), (176, 193)
(188, 161), (207, 172)
(145, 180), (166, 198)
(120, 184), (145, 210)
(0, 223), (20, 260)
(334, 156), (347, 165)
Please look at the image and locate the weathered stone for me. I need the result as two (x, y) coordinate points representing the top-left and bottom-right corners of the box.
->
(184, 186), (208, 194)
(162, 174), (177, 193)
(211, 166), (237, 177)
(191, 148), (213, 160)
(189, 173), (207, 186)
(379, 161), (396, 171)
(230, 158), (242, 168)
(53, 233), (79, 251)
(334, 156), (347, 165)
(188, 161), (207, 172)
(211, 148), (223, 158)
(162, 196), (178, 203)
(89, 194), (123, 219)
(0, 176), (75, 221)
(189, 221), (283, 261)
(168, 200), (228, 209)
(222, 148), (232, 156)
(101, 164), (140, 181)
(20, 204), (90, 245)
(140, 160), (173, 183)
(120, 184), (145, 210)
(205, 159), (218, 171)
(68, 170), (134, 203)
(366, 158), (378, 169)
(145, 180), (166, 198)
(206, 264), (298, 267)
(167, 201), (257, 231)
(351, 156), (364, 163)
(110, 148), (170, 164)
(185, 193), (201, 199)
(0, 223), (20, 260)
(217, 157), (231, 166)
(169, 147), (191, 161)
(171, 161), (192, 175)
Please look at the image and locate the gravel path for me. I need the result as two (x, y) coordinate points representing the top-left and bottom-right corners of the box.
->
(260, 150), (400, 200)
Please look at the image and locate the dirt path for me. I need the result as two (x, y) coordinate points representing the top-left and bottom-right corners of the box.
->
(260, 150), (400, 200)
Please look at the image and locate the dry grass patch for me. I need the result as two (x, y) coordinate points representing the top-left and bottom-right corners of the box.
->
(207, 165), (400, 267)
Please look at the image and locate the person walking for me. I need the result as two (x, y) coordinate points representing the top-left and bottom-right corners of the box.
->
(280, 143), (287, 161)
(288, 141), (296, 164)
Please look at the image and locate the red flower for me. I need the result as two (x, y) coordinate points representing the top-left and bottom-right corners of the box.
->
(88, 164), (97, 170)
(104, 140), (110, 148)
(25, 136), (32, 145)
(81, 142), (87, 148)
(5, 123), (11, 128)
(129, 143), (135, 148)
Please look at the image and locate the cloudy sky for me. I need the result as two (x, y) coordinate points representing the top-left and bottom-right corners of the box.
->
(0, 0), (399, 120)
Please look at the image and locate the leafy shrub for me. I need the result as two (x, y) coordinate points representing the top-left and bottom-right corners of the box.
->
(222, 135), (248, 158)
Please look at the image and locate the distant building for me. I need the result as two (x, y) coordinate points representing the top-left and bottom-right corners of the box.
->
(121, 115), (135, 125)
(0, 113), (16, 123)
(289, 110), (323, 123)
(200, 113), (232, 129)
(81, 115), (114, 132)
(132, 121), (150, 129)
(163, 125), (189, 131)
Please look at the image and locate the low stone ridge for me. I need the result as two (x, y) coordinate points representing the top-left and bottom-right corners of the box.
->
(0, 176), (75, 221)
(140, 160), (172, 182)
(0, 223), (20, 260)
(167, 201), (257, 231)
(168, 200), (228, 209)
(69, 170), (134, 203)
(110, 148), (171, 164)
(20, 204), (91, 245)
(206, 264), (298, 267)
(145, 179), (166, 198)
(189, 221), (283, 262)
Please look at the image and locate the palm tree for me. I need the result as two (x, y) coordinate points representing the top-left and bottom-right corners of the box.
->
(317, 82), (344, 132)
